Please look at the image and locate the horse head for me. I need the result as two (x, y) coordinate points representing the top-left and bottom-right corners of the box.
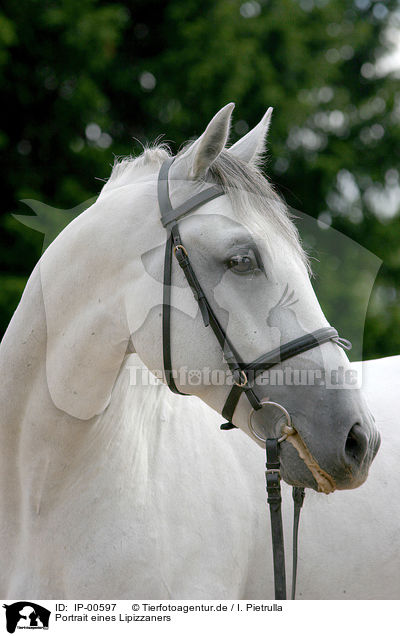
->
(40, 103), (380, 493)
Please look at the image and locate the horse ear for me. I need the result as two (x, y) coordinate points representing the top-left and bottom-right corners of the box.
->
(174, 103), (235, 179)
(228, 107), (273, 165)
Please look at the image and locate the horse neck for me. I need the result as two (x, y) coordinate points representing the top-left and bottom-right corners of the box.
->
(34, 179), (167, 420)
(0, 265), (169, 524)
(0, 263), (47, 423)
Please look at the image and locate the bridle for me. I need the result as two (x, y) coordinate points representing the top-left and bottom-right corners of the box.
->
(158, 156), (351, 600)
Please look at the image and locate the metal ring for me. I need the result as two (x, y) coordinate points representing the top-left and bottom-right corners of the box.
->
(173, 244), (188, 257)
(248, 398), (294, 444)
(233, 369), (248, 387)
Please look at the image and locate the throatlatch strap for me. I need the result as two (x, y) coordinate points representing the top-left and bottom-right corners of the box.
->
(162, 232), (186, 395)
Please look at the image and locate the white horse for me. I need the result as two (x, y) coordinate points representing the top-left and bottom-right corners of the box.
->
(0, 103), (392, 599)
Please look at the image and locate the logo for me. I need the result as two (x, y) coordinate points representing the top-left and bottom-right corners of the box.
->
(2, 603), (50, 633)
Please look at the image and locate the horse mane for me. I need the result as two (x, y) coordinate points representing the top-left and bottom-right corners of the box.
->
(102, 141), (310, 272)
(104, 142), (172, 190)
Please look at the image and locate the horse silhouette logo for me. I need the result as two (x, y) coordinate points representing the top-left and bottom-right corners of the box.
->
(266, 283), (300, 333)
(2, 602), (50, 633)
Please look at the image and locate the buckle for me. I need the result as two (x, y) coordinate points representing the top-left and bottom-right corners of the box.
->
(173, 244), (188, 257)
(233, 369), (248, 387)
(265, 468), (280, 475)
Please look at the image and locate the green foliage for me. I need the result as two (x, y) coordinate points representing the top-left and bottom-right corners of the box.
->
(0, 0), (399, 359)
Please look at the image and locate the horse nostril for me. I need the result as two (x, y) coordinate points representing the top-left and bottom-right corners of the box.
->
(345, 423), (368, 465)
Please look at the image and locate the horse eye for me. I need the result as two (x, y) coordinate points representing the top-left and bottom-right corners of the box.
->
(227, 252), (259, 275)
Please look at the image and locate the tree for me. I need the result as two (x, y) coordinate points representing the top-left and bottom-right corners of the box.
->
(1, 0), (399, 359)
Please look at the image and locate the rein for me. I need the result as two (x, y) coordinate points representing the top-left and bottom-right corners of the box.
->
(158, 157), (351, 600)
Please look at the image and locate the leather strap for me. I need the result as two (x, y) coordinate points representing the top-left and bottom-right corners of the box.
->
(265, 444), (306, 601)
(158, 156), (224, 228)
(266, 439), (286, 600)
(243, 327), (340, 374)
(171, 225), (210, 327)
(158, 158), (175, 220)
(162, 231), (187, 395)
(291, 486), (305, 600)
(172, 231), (246, 384)
(162, 186), (224, 227)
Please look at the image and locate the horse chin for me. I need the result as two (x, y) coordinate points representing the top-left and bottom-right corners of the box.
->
(333, 455), (376, 491)
(334, 473), (368, 491)
(282, 469), (321, 492)
(280, 446), (322, 491)
(280, 442), (372, 493)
